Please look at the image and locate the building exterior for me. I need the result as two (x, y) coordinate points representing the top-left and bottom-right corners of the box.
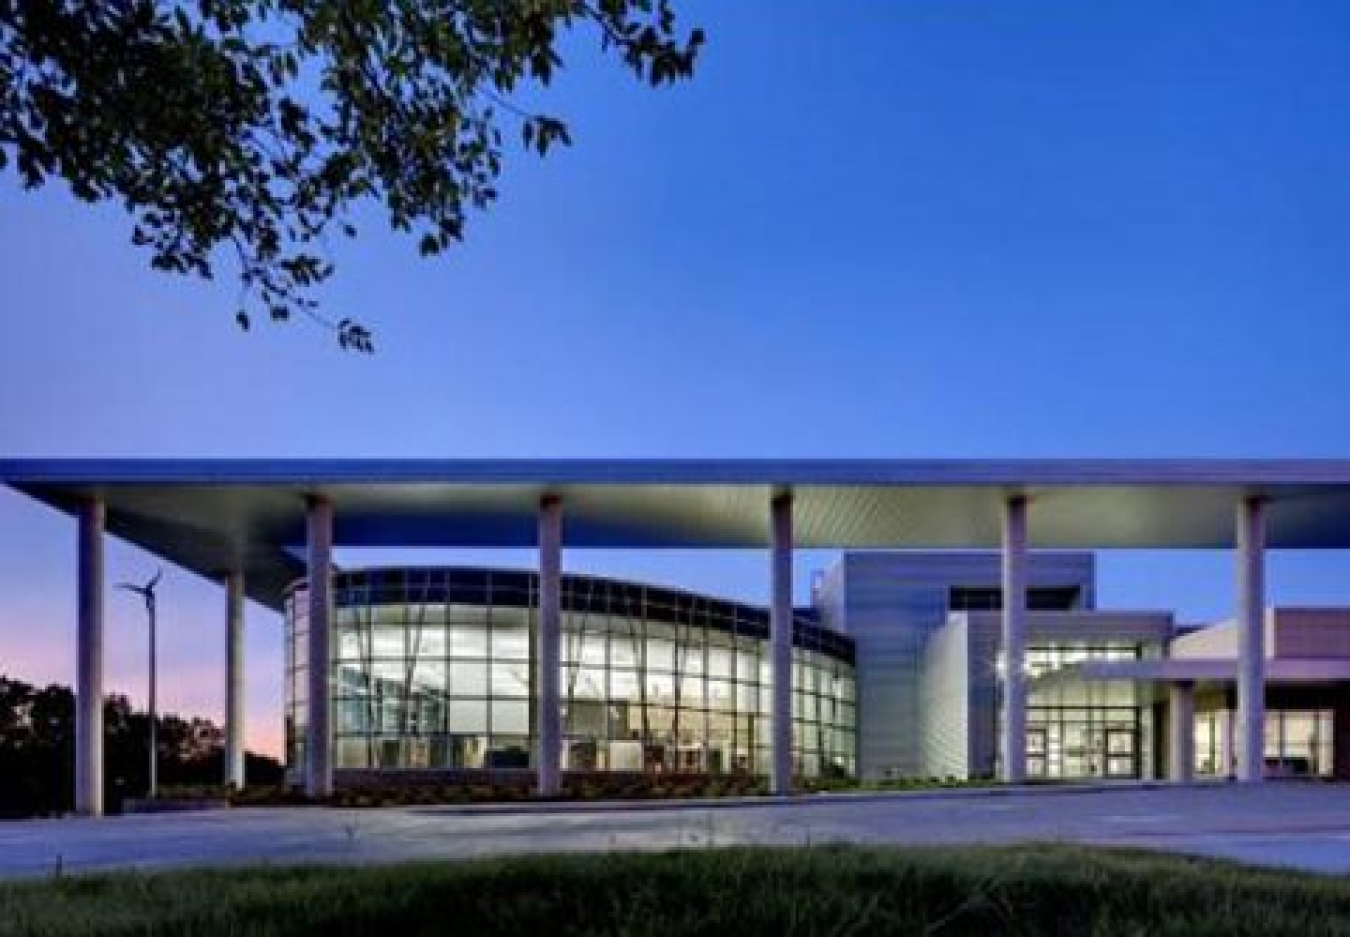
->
(8, 458), (1350, 814)
(815, 551), (1350, 784)
(814, 551), (1099, 779)
(281, 553), (1350, 788)
(1045, 606), (1350, 782)
(1176, 610), (1349, 779)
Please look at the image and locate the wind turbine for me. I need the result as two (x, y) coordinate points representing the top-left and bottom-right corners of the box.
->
(118, 569), (163, 799)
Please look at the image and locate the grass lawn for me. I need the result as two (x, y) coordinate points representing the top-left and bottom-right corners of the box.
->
(1, 844), (1348, 936)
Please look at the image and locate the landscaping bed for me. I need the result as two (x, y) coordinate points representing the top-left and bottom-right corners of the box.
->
(156, 772), (996, 809)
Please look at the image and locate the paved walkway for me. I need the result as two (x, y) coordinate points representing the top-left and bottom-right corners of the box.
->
(1, 783), (1347, 880)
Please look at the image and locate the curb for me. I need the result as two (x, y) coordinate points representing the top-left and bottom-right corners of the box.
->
(407, 780), (1226, 817)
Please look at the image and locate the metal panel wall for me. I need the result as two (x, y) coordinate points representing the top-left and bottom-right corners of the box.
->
(1270, 609), (1350, 659)
(919, 613), (970, 778)
(817, 552), (1096, 780)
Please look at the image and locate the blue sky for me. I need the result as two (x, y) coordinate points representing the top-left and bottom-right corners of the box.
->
(2, 1), (1350, 755)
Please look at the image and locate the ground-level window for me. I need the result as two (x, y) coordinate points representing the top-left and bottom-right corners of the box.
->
(1194, 709), (1334, 778)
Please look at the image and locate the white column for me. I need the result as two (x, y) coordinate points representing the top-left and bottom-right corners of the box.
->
(1236, 496), (1267, 783)
(305, 496), (334, 799)
(1221, 706), (1236, 779)
(1001, 495), (1028, 784)
(1168, 681), (1195, 782)
(76, 497), (105, 817)
(770, 492), (794, 795)
(537, 495), (563, 797)
(224, 570), (246, 789)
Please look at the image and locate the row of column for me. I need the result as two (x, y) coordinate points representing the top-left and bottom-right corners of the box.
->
(74, 499), (248, 817)
(1162, 497), (1267, 782)
(71, 488), (1270, 814)
(298, 491), (797, 800)
(1000, 494), (1268, 785)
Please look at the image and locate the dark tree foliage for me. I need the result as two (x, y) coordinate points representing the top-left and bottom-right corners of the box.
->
(0, 674), (283, 817)
(0, 2), (703, 350)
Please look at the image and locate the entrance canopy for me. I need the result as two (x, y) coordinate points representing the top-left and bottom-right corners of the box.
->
(7, 458), (1350, 610)
(1034, 657), (1350, 688)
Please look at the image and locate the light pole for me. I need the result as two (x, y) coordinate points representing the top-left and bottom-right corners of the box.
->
(118, 570), (162, 799)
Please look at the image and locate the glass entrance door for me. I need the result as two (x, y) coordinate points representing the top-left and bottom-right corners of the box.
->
(1025, 711), (1143, 779)
(1027, 727), (1048, 778)
(1105, 728), (1137, 778)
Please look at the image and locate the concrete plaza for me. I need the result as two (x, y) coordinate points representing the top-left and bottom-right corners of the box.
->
(0, 783), (1348, 880)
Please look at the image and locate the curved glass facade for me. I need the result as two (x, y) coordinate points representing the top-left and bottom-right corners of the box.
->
(285, 567), (857, 779)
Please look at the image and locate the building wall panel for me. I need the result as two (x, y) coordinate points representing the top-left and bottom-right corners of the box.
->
(817, 552), (1095, 780)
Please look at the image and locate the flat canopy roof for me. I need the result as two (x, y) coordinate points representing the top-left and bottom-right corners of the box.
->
(8, 458), (1350, 610)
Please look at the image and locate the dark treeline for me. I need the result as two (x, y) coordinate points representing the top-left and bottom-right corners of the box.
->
(0, 674), (282, 817)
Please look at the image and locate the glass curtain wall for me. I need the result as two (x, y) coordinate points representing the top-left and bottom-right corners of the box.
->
(1023, 643), (1148, 779)
(1195, 709), (1334, 778)
(285, 568), (858, 779)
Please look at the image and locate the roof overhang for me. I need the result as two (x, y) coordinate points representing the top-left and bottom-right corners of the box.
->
(9, 458), (1350, 611)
